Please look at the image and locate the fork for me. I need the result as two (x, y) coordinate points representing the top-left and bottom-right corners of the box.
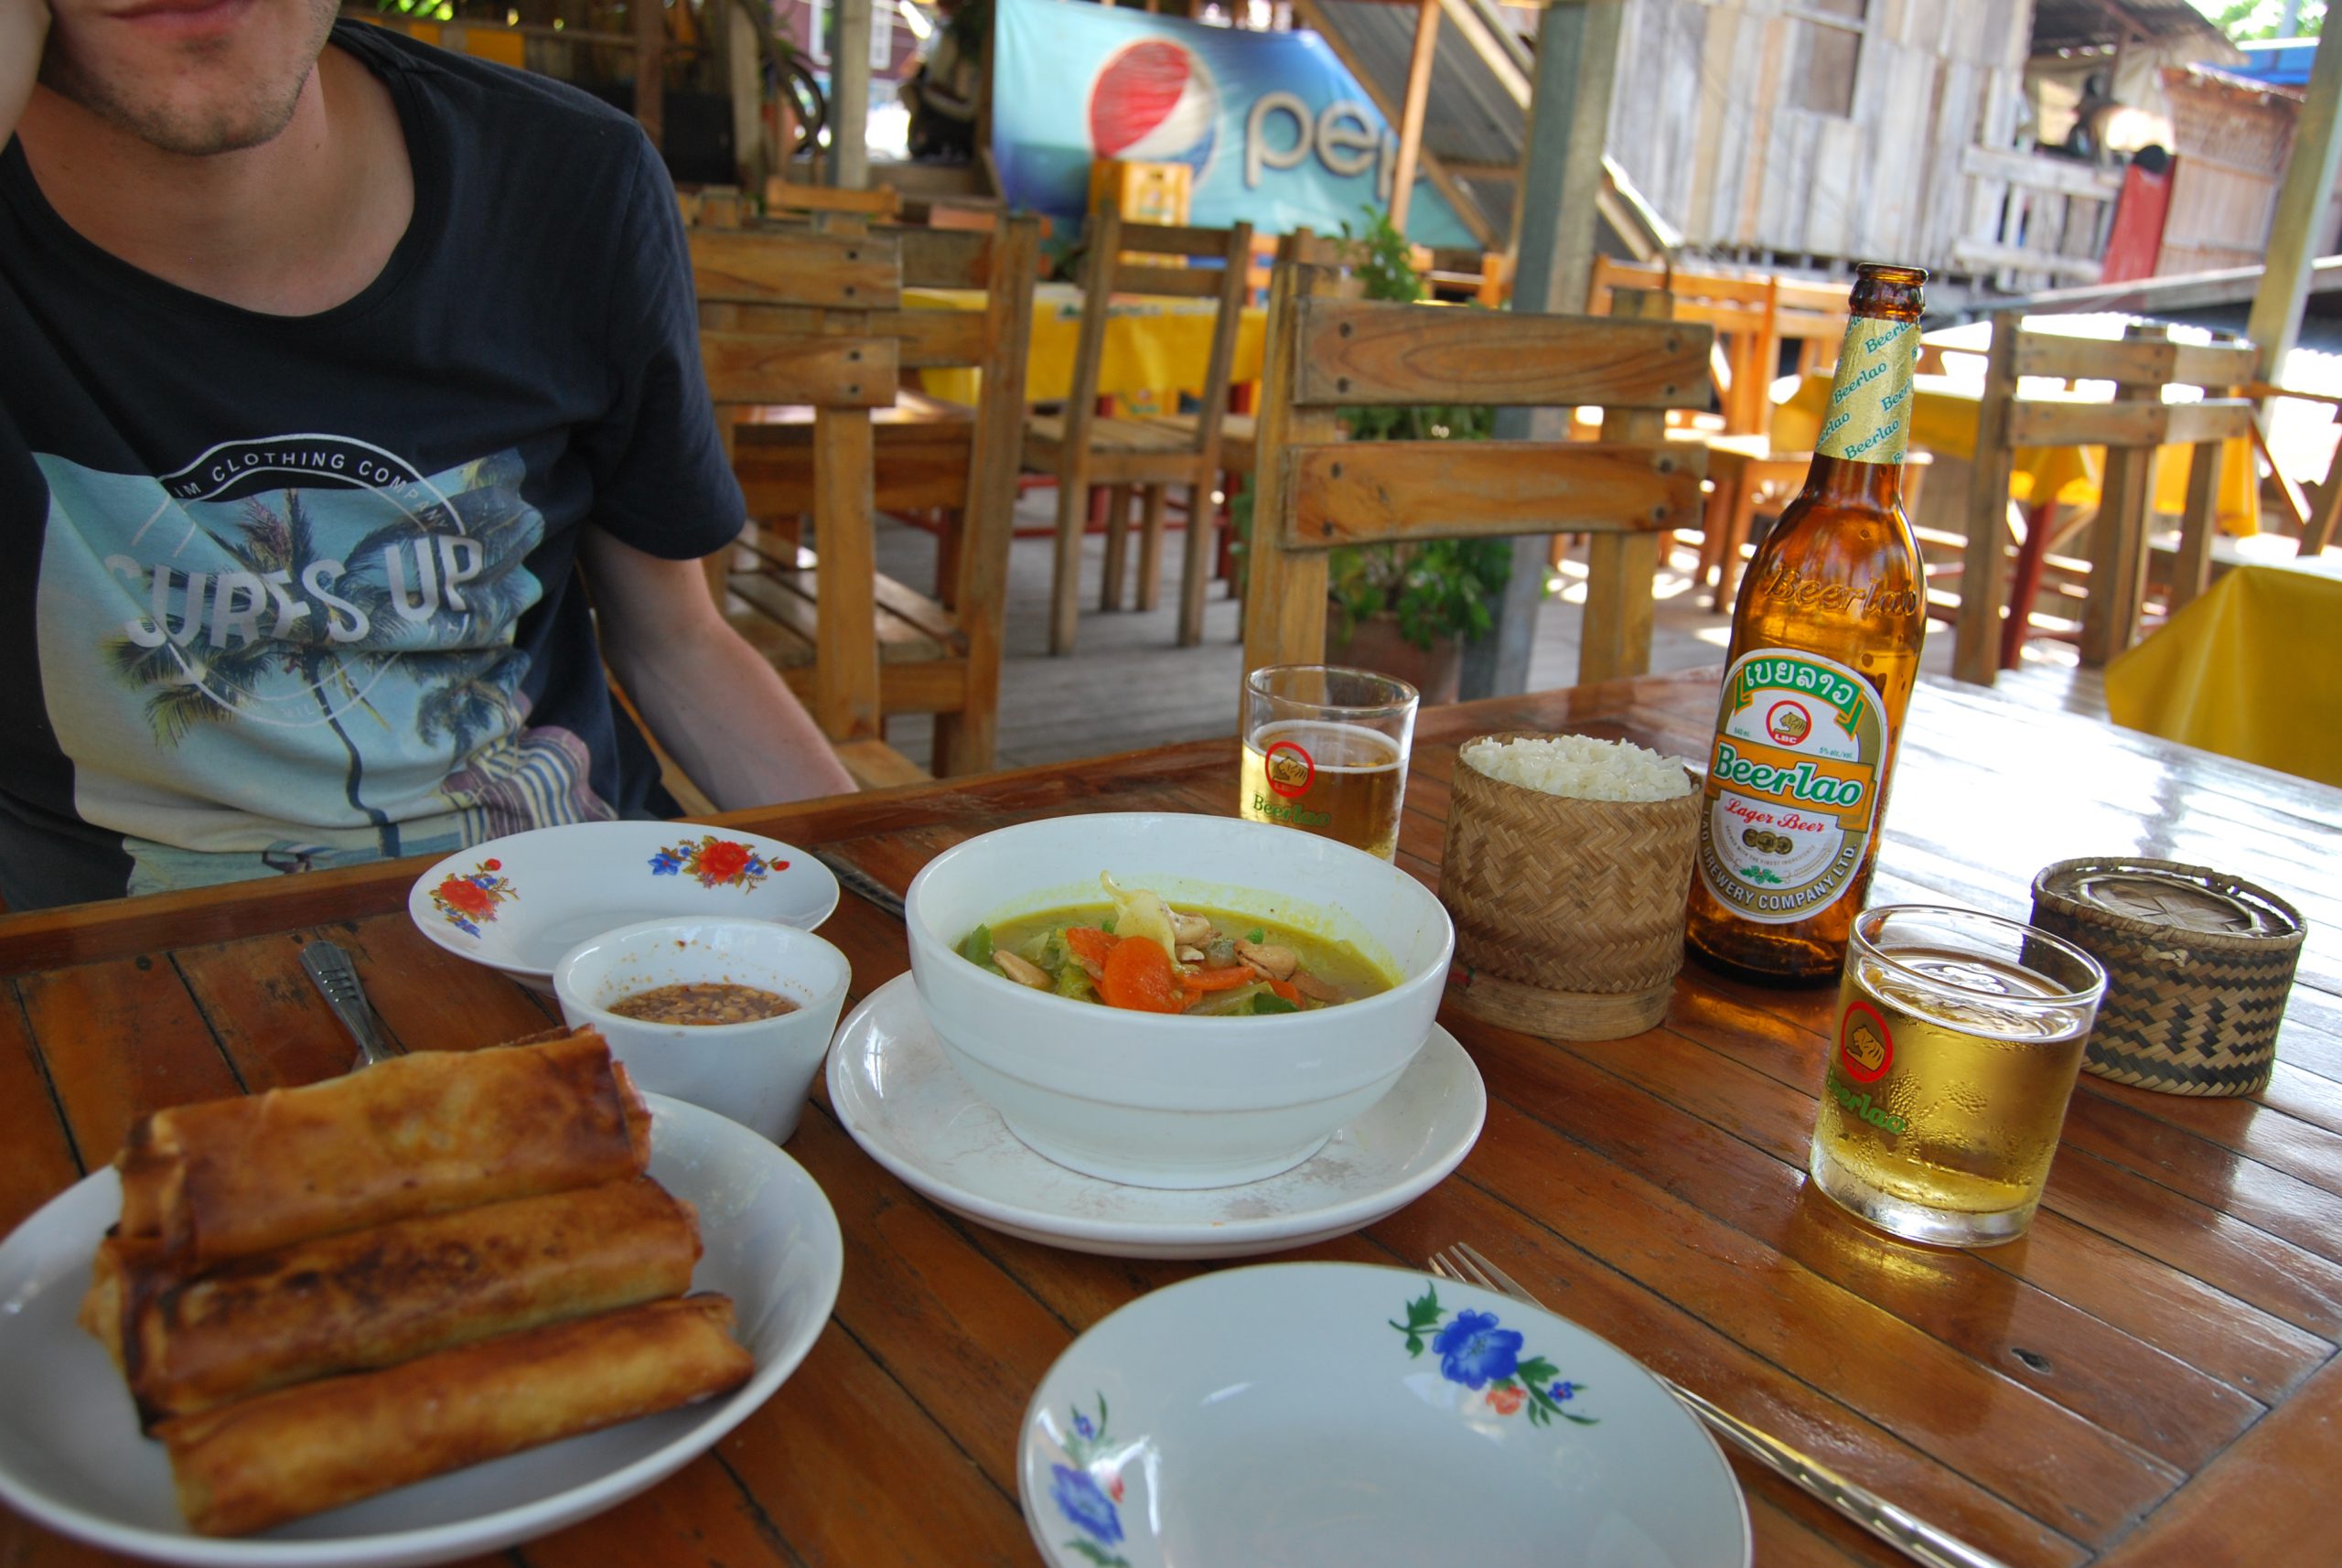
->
(1428, 1242), (2011, 1568)
(300, 940), (403, 1070)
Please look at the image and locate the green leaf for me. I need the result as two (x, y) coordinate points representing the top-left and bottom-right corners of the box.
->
(1515, 1357), (1560, 1387)
(1250, 993), (1299, 1015)
(1563, 1411), (1600, 1425)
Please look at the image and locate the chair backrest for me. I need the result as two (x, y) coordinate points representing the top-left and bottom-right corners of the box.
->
(1241, 263), (1714, 695)
(1954, 315), (2258, 685)
(1063, 205), (1253, 467)
(763, 177), (903, 221)
(1587, 260), (1778, 434)
(1773, 277), (1853, 376)
(686, 214), (1039, 768)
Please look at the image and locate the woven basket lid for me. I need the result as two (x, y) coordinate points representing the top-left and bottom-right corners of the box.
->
(2033, 859), (2304, 951)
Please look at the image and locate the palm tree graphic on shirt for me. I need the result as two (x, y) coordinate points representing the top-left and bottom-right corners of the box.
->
(101, 458), (546, 859)
(105, 489), (408, 856)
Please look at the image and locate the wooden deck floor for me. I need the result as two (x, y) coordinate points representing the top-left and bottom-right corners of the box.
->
(873, 493), (2104, 774)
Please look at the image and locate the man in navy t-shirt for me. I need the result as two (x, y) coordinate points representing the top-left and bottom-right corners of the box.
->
(0, 0), (854, 910)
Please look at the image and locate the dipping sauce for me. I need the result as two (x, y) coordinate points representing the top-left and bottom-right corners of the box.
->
(607, 982), (799, 1026)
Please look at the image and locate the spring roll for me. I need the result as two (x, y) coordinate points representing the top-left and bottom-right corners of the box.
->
(159, 1294), (755, 1537)
(114, 1030), (651, 1265)
(83, 1178), (703, 1423)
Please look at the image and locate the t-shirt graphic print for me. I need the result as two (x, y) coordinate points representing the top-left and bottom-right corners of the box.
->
(37, 438), (617, 894)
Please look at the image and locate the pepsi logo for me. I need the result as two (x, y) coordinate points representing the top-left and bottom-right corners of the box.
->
(1089, 40), (1219, 178)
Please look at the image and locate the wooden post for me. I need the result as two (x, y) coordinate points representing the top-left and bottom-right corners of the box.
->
(1578, 286), (1667, 685)
(833, 0), (872, 190)
(725, 0), (764, 191)
(2079, 324), (2168, 668)
(631, 0), (664, 150)
(1952, 311), (2021, 686)
(1461, 0), (1622, 702)
(1388, 0), (1442, 236)
(2248, 22), (2342, 386)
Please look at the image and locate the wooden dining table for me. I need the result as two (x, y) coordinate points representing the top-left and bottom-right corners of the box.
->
(3, 667), (2339, 1568)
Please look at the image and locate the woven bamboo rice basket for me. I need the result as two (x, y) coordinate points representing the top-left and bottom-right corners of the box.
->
(1440, 733), (1702, 1040)
(2030, 857), (2305, 1098)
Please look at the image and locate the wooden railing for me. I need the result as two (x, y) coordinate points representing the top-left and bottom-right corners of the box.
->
(1955, 145), (2125, 294)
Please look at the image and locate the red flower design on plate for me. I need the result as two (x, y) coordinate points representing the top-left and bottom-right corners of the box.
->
(698, 839), (752, 883)
(1487, 1385), (1525, 1416)
(428, 860), (519, 937)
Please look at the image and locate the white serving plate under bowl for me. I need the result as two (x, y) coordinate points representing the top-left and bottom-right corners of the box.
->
(556, 918), (854, 1144)
(407, 822), (839, 993)
(1020, 1262), (1752, 1568)
(0, 1094), (843, 1568)
(903, 812), (1455, 1190)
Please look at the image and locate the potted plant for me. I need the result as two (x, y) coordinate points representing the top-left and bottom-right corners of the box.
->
(1237, 210), (1506, 703)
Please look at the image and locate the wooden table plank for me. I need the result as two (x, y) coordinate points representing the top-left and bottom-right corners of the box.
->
(3, 667), (2338, 1568)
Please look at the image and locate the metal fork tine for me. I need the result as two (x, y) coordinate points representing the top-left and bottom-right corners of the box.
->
(1451, 1241), (1531, 1301)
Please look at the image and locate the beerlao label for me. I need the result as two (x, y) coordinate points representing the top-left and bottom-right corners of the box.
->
(1695, 650), (1886, 924)
(1815, 318), (1917, 466)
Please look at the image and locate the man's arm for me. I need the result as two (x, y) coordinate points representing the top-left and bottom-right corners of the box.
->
(581, 528), (856, 809)
(2, 0), (46, 144)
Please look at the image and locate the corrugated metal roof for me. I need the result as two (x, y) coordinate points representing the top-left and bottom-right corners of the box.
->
(2030, 0), (2237, 56)
(1315, 0), (1525, 168)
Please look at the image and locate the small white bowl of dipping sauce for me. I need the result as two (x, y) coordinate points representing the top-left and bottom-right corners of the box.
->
(554, 918), (852, 1144)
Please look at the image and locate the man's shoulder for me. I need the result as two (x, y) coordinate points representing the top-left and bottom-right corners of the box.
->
(331, 21), (654, 169)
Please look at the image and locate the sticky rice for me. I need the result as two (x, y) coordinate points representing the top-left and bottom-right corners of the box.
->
(1461, 734), (1692, 802)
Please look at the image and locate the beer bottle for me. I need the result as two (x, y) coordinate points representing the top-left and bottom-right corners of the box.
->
(1684, 263), (1928, 985)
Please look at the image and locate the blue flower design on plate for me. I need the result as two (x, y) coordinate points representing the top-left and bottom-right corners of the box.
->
(649, 848), (683, 876)
(1432, 1308), (1522, 1389)
(1391, 1283), (1601, 1430)
(1051, 1465), (1123, 1546)
(1049, 1395), (1131, 1567)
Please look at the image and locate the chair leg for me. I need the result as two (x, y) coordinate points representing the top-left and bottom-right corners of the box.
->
(1178, 482), (1214, 646)
(1048, 476), (1088, 657)
(1100, 484), (1134, 612)
(1999, 500), (2056, 671)
(934, 508), (962, 612)
(1135, 484), (1168, 614)
(1712, 476), (1758, 613)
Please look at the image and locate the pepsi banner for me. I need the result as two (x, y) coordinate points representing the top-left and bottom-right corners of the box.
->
(992, 0), (1478, 249)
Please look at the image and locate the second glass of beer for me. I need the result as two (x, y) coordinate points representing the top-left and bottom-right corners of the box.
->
(1810, 905), (2108, 1248)
(1240, 665), (1417, 862)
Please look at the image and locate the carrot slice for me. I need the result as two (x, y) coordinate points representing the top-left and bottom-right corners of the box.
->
(1100, 938), (1187, 1014)
(1267, 977), (1303, 1007)
(1180, 965), (1254, 993)
(1063, 927), (1118, 968)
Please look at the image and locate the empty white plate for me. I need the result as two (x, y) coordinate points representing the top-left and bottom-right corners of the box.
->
(827, 972), (1487, 1259)
(407, 821), (839, 993)
(0, 1094), (843, 1568)
(1020, 1262), (1751, 1568)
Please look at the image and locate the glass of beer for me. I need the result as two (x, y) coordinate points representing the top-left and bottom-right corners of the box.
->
(1809, 905), (2107, 1248)
(1240, 665), (1417, 861)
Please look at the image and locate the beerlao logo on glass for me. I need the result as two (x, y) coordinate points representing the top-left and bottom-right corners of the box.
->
(1765, 700), (1814, 747)
(1262, 738), (1316, 799)
(1838, 999), (1894, 1084)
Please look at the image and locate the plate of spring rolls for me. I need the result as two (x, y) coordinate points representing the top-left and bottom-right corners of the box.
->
(0, 1030), (843, 1567)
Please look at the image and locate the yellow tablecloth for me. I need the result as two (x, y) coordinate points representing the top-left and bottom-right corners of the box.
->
(1774, 371), (2260, 536)
(2105, 564), (2342, 786)
(911, 282), (1267, 407)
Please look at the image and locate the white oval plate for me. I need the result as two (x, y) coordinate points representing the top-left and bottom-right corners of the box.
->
(1020, 1262), (1751, 1568)
(0, 1094), (843, 1568)
(828, 972), (1487, 1259)
(406, 822), (839, 992)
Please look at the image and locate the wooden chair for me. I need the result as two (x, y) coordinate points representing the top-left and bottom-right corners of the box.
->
(1022, 206), (1253, 652)
(688, 217), (1039, 778)
(762, 177), (903, 221)
(1241, 263), (1713, 693)
(1954, 317), (2258, 685)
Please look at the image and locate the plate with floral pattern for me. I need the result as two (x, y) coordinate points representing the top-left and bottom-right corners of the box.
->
(827, 973), (1486, 1260)
(408, 822), (837, 993)
(1019, 1262), (1750, 1568)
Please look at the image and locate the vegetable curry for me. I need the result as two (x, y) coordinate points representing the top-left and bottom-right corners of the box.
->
(959, 875), (1392, 1015)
